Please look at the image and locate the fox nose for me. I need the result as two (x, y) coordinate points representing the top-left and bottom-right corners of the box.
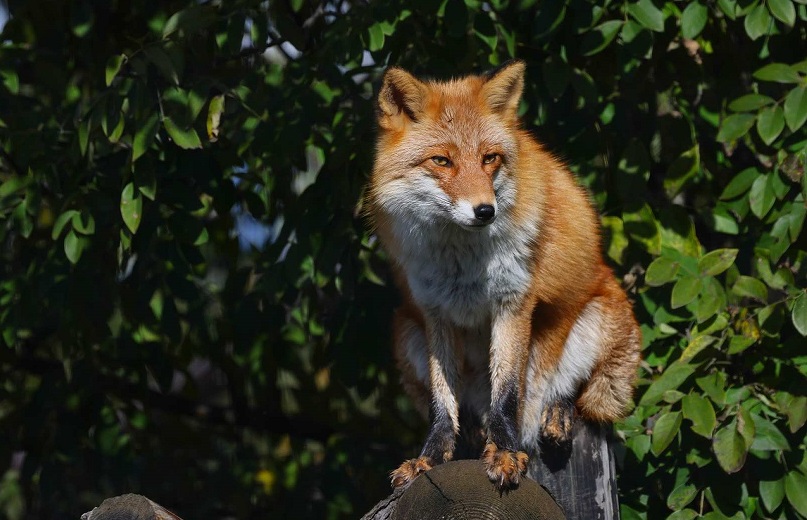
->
(474, 204), (496, 222)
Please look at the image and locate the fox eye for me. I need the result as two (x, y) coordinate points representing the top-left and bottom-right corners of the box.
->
(431, 156), (452, 167)
(482, 153), (500, 165)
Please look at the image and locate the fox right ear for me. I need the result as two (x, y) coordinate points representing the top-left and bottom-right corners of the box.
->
(377, 67), (426, 129)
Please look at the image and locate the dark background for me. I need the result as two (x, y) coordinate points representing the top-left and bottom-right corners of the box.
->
(1, 0), (806, 518)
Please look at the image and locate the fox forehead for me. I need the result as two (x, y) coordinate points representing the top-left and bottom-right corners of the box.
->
(408, 81), (516, 155)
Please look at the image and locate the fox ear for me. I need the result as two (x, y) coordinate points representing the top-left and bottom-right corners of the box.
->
(482, 60), (525, 117)
(378, 67), (426, 128)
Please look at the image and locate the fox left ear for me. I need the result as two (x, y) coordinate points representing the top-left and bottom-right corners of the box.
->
(377, 67), (427, 129)
(482, 60), (525, 117)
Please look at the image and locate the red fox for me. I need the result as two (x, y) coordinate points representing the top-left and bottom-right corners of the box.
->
(366, 61), (641, 490)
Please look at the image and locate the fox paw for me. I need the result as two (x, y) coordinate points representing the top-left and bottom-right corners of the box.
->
(540, 398), (576, 443)
(390, 456), (433, 488)
(482, 442), (529, 490)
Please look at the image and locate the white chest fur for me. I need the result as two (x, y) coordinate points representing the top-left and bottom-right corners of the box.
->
(392, 217), (535, 327)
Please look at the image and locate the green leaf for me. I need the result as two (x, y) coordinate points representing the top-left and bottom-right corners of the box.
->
(729, 94), (775, 112)
(712, 422), (747, 473)
(759, 478), (785, 513)
(627, 0), (665, 32)
(720, 167), (759, 200)
(683, 394), (716, 437)
(667, 483), (698, 511)
(793, 293), (807, 336)
(753, 63), (802, 83)
(163, 117), (202, 149)
(727, 334), (756, 354)
(367, 23), (384, 52)
(207, 94), (225, 142)
(78, 119), (89, 156)
(697, 372), (727, 405)
(732, 275), (768, 302)
(784, 395), (807, 433)
(121, 182), (143, 234)
(695, 286), (723, 324)
(744, 3), (773, 40)
(645, 256), (680, 286)
(698, 248), (738, 276)
(681, 335), (717, 362)
(52, 210), (79, 239)
(105, 54), (126, 87)
(1, 69), (19, 94)
(71, 210), (95, 235)
(737, 406), (756, 445)
(768, 0), (796, 25)
(785, 471), (807, 517)
(640, 361), (696, 406)
(671, 275), (702, 309)
(757, 105), (785, 145)
(666, 510), (698, 520)
(717, 114), (755, 142)
(784, 86), (807, 133)
(133, 113), (160, 162)
(749, 415), (788, 450)
(749, 174), (775, 218)
(651, 411), (682, 456)
(680, 2), (708, 39)
(580, 20), (623, 56)
(64, 230), (83, 264)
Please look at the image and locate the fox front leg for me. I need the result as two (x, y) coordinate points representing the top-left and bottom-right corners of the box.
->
(390, 312), (460, 488)
(482, 307), (530, 490)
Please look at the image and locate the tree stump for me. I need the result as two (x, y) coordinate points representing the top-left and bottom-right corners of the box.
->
(80, 494), (183, 520)
(360, 459), (565, 520)
(362, 419), (619, 520)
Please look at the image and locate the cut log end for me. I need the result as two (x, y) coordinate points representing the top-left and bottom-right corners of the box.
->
(361, 459), (566, 520)
(363, 419), (618, 520)
(81, 494), (183, 520)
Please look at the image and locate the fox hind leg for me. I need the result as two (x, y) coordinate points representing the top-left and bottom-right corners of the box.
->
(575, 284), (641, 424)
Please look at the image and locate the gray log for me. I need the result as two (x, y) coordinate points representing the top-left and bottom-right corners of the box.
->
(362, 419), (619, 520)
(80, 494), (183, 520)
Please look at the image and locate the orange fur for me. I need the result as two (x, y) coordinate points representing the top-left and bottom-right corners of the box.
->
(367, 61), (641, 489)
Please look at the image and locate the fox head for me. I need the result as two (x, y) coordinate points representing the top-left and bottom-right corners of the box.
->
(370, 61), (525, 232)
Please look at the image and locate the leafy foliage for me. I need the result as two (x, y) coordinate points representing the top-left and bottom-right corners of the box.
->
(0, 0), (806, 519)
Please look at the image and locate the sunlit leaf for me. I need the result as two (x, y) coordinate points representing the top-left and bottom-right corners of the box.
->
(105, 54), (126, 87)
(121, 182), (143, 234)
(784, 86), (807, 132)
(682, 394), (716, 437)
(698, 249), (738, 276)
(757, 105), (785, 145)
(754, 63), (802, 83)
(717, 114), (755, 142)
(163, 117), (202, 149)
(768, 0), (796, 25)
(785, 471), (807, 517)
(651, 411), (682, 455)
(713, 422), (747, 473)
(627, 0), (665, 32)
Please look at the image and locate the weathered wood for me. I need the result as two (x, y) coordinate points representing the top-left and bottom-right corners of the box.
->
(80, 494), (182, 520)
(363, 419), (618, 520)
(361, 459), (565, 520)
(530, 420), (619, 520)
